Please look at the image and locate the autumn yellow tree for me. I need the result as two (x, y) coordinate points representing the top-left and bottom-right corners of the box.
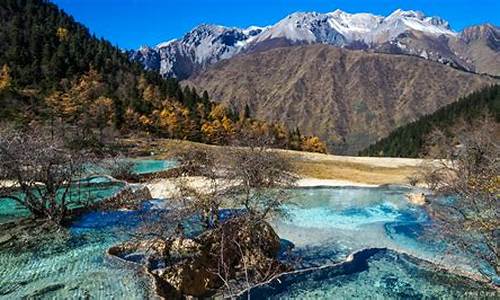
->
(46, 69), (110, 135)
(272, 122), (290, 148)
(123, 107), (142, 130)
(201, 104), (236, 144)
(139, 115), (154, 128)
(137, 74), (161, 106)
(201, 120), (226, 144)
(89, 96), (115, 140)
(300, 136), (328, 153)
(46, 91), (78, 122)
(56, 27), (69, 42)
(0, 64), (12, 93)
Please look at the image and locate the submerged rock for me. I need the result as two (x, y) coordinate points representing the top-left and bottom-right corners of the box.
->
(0, 218), (68, 251)
(406, 193), (427, 206)
(28, 284), (66, 298)
(108, 238), (170, 261)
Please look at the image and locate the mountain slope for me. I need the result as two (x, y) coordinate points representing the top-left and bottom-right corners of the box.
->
(185, 45), (498, 154)
(0, 0), (327, 152)
(0, 0), (181, 119)
(454, 24), (500, 76)
(359, 85), (500, 157)
(131, 9), (499, 79)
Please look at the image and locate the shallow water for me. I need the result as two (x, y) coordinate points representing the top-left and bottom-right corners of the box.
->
(0, 158), (175, 223)
(0, 186), (493, 299)
(130, 159), (177, 175)
(264, 186), (492, 298)
(88, 159), (177, 176)
(275, 187), (464, 267)
(246, 249), (494, 299)
(0, 203), (157, 299)
(0, 182), (125, 224)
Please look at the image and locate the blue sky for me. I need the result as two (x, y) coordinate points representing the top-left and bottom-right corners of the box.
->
(52, 0), (499, 50)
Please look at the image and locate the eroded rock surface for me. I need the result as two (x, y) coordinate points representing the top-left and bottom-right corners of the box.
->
(110, 217), (290, 298)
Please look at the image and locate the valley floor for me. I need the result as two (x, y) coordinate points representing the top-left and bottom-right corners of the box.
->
(277, 148), (427, 185)
(121, 137), (428, 187)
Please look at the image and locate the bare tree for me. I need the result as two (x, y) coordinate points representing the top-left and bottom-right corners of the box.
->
(224, 146), (298, 222)
(171, 147), (228, 229)
(100, 155), (136, 181)
(421, 117), (499, 281)
(121, 138), (297, 297)
(0, 125), (94, 225)
(170, 140), (298, 228)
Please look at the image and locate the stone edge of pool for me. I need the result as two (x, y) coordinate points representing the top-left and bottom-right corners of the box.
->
(233, 247), (498, 299)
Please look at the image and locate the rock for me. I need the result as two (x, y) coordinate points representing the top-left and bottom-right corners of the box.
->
(98, 185), (153, 210)
(170, 238), (200, 257)
(28, 284), (65, 298)
(0, 233), (13, 246)
(159, 260), (221, 297)
(157, 217), (288, 297)
(109, 238), (169, 260)
(406, 193), (427, 205)
(110, 217), (289, 297)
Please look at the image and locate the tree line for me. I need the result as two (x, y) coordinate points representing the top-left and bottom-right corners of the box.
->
(0, 0), (326, 153)
(359, 84), (499, 158)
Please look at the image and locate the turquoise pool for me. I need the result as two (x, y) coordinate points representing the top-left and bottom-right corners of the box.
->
(261, 186), (492, 298)
(275, 187), (470, 267)
(0, 186), (494, 299)
(0, 158), (175, 223)
(0, 202), (159, 299)
(88, 159), (177, 176)
(245, 248), (493, 299)
(0, 181), (125, 224)
(130, 159), (177, 175)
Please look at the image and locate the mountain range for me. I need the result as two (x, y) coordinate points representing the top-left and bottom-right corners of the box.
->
(185, 45), (498, 154)
(130, 9), (500, 79)
(2, 1), (496, 155)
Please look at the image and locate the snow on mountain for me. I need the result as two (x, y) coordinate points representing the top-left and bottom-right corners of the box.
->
(327, 10), (382, 41)
(130, 9), (494, 79)
(249, 12), (344, 45)
(379, 9), (455, 38)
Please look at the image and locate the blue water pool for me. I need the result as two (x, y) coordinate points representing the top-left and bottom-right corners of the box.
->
(130, 159), (177, 175)
(275, 187), (462, 265)
(0, 186), (493, 299)
(245, 248), (493, 299)
(0, 202), (159, 299)
(0, 182), (125, 224)
(85, 158), (177, 177)
(264, 186), (490, 298)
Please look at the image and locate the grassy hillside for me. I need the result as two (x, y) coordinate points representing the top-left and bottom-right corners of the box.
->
(359, 85), (500, 158)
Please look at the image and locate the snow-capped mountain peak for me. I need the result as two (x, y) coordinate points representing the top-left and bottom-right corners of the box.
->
(383, 9), (455, 37)
(387, 8), (424, 19)
(130, 9), (492, 79)
(156, 39), (177, 49)
(252, 11), (333, 44)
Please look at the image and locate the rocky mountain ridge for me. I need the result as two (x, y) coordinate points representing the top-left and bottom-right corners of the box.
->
(130, 9), (499, 78)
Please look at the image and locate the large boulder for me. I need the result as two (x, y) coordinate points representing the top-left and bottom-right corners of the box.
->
(156, 217), (288, 297)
